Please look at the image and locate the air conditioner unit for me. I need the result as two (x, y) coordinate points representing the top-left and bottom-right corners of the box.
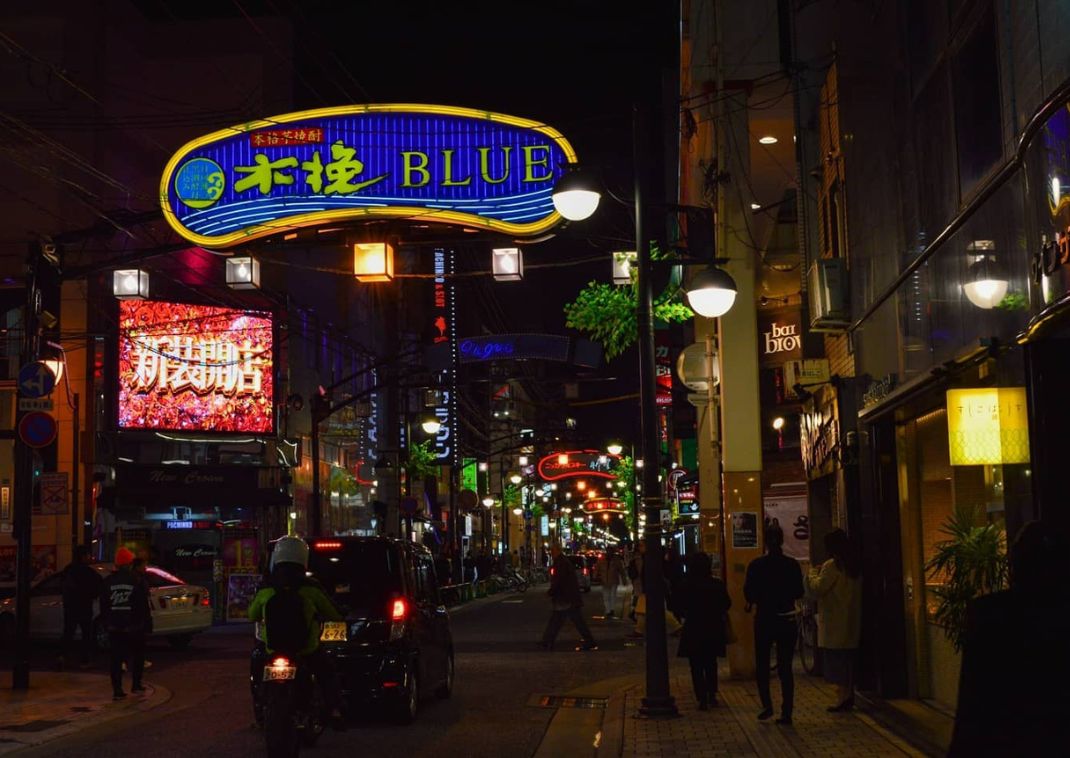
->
(808, 258), (850, 331)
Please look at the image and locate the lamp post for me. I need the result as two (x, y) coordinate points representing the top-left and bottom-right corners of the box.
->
(553, 104), (738, 719)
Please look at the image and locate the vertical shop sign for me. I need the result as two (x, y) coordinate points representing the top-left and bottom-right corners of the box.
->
(431, 248), (458, 464)
(655, 330), (673, 406)
(762, 495), (809, 560)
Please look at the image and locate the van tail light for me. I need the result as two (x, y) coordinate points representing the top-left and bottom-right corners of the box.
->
(389, 598), (408, 641)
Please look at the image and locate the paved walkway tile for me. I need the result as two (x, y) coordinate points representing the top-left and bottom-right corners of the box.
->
(622, 661), (930, 758)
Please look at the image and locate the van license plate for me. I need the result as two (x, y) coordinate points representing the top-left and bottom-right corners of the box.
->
(320, 621), (347, 642)
(263, 666), (296, 681)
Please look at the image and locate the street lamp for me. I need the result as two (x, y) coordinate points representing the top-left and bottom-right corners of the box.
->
(421, 417), (443, 435)
(550, 101), (740, 719)
(607, 442), (624, 456)
(509, 473), (523, 485)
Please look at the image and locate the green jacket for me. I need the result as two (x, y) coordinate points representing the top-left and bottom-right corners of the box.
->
(247, 583), (342, 656)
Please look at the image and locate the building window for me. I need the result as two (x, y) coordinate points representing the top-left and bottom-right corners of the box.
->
(951, 3), (1003, 195)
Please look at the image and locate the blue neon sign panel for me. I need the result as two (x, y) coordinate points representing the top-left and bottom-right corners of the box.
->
(161, 104), (579, 247)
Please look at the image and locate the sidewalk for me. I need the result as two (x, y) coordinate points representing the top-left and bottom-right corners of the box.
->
(0, 672), (171, 755)
(536, 658), (943, 758)
(618, 663), (935, 758)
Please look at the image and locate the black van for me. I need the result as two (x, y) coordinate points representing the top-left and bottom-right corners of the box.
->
(306, 537), (454, 724)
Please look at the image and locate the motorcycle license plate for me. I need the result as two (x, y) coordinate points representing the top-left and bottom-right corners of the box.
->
(263, 665), (297, 681)
(320, 621), (347, 642)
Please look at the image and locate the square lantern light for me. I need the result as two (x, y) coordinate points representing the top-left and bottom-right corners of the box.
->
(353, 242), (394, 282)
(612, 251), (637, 285)
(225, 255), (261, 290)
(112, 269), (149, 300)
(492, 247), (523, 281)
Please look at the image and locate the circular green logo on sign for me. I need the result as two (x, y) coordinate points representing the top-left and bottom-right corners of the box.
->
(174, 157), (225, 209)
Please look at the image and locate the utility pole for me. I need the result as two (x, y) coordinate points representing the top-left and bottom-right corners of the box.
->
(12, 242), (43, 690)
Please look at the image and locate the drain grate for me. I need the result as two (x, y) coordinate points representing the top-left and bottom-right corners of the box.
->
(528, 694), (608, 709)
(0, 719), (71, 733)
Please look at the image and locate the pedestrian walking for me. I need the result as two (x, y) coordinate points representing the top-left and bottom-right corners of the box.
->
(676, 552), (731, 709)
(100, 547), (151, 699)
(598, 548), (625, 618)
(463, 550), (476, 585)
(806, 528), (862, 711)
(58, 545), (103, 669)
(627, 541), (646, 633)
(949, 521), (1070, 756)
(663, 549), (685, 621)
(540, 545), (598, 651)
(743, 523), (804, 725)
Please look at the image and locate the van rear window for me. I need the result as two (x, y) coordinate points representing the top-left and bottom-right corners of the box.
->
(307, 541), (402, 617)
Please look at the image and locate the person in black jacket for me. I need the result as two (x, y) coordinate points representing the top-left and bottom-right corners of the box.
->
(540, 546), (597, 651)
(949, 520), (1070, 756)
(100, 547), (152, 699)
(677, 552), (731, 709)
(59, 546), (103, 669)
(743, 523), (804, 725)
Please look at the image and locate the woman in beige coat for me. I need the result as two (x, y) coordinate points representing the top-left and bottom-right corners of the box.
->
(807, 528), (862, 711)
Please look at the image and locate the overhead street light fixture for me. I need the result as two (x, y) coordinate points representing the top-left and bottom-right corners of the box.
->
(421, 417), (443, 435)
(113, 269), (149, 300)
(551, 168), (601, 221)
(686, 266), (738, 318)
(607, 443), (624, 456)
(509, 473), (523, 485)
(226, 255), (261, 289)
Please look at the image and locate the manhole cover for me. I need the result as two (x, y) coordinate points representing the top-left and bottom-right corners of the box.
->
(0, 720), (70, 733)
(528, 694), (608, 709)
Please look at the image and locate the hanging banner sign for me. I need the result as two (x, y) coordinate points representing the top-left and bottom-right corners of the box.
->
(161, 104), (579, 247)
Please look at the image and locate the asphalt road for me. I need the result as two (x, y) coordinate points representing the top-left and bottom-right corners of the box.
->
(15, 586), (642, 757)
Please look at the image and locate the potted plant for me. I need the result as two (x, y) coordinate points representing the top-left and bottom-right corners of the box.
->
(925, 506), (1008, 651)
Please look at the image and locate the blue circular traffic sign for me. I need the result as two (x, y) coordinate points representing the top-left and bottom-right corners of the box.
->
(18, 411), (57, 448)
(18, 362), (55, 399)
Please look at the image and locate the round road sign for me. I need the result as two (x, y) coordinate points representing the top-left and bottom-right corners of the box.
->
(18, 411), (57, 448)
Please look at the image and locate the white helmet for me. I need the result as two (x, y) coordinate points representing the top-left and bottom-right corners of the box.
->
(270, 536), (309, 571)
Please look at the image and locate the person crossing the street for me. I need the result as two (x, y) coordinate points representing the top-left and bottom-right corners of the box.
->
(100, 547), (151, 700)
(540, 545), (598, 651)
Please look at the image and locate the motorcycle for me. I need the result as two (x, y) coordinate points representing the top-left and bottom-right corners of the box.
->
(251, 623), (333, 757)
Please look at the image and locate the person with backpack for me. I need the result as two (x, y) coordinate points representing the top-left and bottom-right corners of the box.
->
(247, 536), (346, 729)
(100, 547), (151, 700)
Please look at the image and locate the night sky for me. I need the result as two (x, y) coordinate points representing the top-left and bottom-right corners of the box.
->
(146, 0), (676, 447)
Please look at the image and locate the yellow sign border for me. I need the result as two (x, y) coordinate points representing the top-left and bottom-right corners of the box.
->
(160, 103), (579, 248)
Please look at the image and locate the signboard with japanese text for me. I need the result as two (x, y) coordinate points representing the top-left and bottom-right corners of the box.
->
(429, 249), (457, 464)
(161, 105), (579, 248)
(946, 387), (1030, 465)
(763, 495), (809, 561)
(537, 450), (620, 482)
(117, 301), (274, 433)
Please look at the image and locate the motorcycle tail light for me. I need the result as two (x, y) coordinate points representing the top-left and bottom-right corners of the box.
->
(271, 656), (291, 668)
(391, 598), (408, 622)
(200, 595), (211, 607)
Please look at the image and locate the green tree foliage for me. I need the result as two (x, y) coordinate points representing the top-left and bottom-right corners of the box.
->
(402, 440), (438, 481)
(925, 506), (1008, 652)
(563, 245), (693, 360)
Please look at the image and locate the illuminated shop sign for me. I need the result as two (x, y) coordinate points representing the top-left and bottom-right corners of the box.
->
(458, 334), (568, 363)
(581, 498), (627, 513)
(537, 450), (619, 481)
(118, 301), (274, 433)
(160, 104), (578, 247)
(946, 387), (1030, 465)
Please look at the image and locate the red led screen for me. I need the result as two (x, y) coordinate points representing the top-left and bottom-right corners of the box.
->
(118, 301), (274, 433)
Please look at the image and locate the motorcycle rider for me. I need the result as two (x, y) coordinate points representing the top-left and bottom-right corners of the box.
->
(247, 536), (346, 730)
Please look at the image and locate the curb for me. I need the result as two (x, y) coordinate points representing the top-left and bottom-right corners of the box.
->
(0, 677), (173, 756)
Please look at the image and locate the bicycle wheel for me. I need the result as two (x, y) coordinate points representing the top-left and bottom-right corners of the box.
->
(798, 616), (818, 674)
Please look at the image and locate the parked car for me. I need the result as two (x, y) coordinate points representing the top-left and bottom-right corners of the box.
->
(252, 537), (454, 724)
(568, 555), (592, 592)
(0, 563), (212, 649)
